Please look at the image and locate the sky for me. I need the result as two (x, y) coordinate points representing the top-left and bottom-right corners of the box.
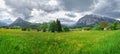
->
(0, 0), (120, 24)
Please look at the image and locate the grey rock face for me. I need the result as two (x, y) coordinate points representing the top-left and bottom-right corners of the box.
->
(76, 14), (118, 27)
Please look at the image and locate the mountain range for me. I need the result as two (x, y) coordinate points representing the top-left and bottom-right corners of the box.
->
(0, 14), (119, 27)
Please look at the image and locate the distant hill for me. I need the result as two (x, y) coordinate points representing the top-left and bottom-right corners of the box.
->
(9, 17), (31, 28)
(75, 14), (119, 27)
(0, 21), (8, 27)
(0, 18), (13, 25)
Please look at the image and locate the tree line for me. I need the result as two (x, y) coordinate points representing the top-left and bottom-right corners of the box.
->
(75, 21), (120, 31)
(37, 19), (70, 32)
(20, 19), (70, 32)
(2, 19), (120, 32)
(93, 21), (120, 30)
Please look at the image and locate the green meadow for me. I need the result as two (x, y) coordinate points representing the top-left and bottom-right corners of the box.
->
(0, 28), (120, 54)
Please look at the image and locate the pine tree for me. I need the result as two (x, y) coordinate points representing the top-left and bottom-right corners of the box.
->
(56, 19), (62, 32)
(49, 19), (62, 32)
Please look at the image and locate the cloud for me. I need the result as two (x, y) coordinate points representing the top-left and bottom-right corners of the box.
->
(65, 13), (77, 18)
(4, 0), (63, 19)
(59, 0), (94, 12)
(91, 0), (120, 18)
(0, 0), (16, 21)
(29, 10), (83, 23)
(0, 0), (120, 24)
(3, 0), (92, 22)
(0, 0), (7, 9)
(59, 18), (75, 22)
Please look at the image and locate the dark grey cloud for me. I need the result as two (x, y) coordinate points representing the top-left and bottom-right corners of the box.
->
(92, 0), (120, 18)
(59, 18), (75, 22)
(60, 0), (94, 12)
(65, 13), (76, 18)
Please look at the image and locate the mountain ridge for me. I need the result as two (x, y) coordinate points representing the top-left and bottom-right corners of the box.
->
(2, 14), (120, 28)
(75, 14), (119, 27)
(9, 17), (31, 28)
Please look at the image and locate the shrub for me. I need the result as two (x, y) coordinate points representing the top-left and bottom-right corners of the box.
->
(37, 23), (48, 32)
(21, 28), (27, 31)
(93, 24), (103, 30)
(82, 27), (91, 30)
(27, 28), (31, 31)
(63, 26), (70, 32)
(11, 26), (21, 29)
(109, 21), (119, 30)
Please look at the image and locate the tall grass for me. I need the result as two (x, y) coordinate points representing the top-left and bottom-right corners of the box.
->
(0, 28), (120, 54)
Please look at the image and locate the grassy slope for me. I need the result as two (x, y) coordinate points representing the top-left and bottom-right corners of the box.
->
(0, 29), (120, 54)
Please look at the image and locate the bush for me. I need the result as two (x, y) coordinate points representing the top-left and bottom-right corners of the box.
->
(37, 23), (48, 32)
(93, 24), (103, 30)
(63, 26), (70, 32)
(21, 28), (27, 31)
(27, 28), (31, 31)
(43, 28), (47, 32)
(109, 21), (120, 30)
(82, 27), (91, 30)
(11, 26), (21, 29)
(37, 29), (41, 32)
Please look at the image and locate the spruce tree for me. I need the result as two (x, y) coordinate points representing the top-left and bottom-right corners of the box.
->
(56, 19), (62, 32)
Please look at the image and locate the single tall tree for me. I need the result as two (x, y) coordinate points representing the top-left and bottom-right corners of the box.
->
(56, 19), (62, 32)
